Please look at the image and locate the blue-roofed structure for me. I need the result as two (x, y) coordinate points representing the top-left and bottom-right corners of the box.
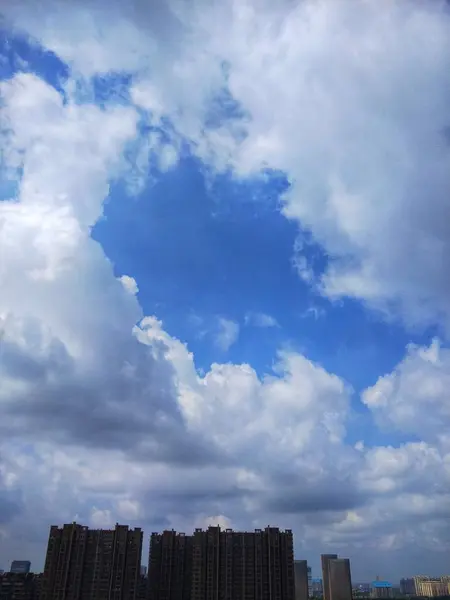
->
(371, 581), (393, 599)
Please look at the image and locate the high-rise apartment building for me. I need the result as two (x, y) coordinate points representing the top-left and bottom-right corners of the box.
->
(321, 555), (338, 600)
(328, 559), (352, 600)
(41, 522), (142, 600)
(294, 560), (309, 600)
(148, 530), (192, 600)
(148, 526), (294, 600)
(191, 526), (294, 600)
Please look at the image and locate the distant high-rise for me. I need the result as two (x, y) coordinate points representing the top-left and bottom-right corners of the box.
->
(41, 522), (142, 600)
(328, 559), (352, 600)
(148, 526), (295, 600)
(321, 555), (338, 600)
(294, 560), (309, 600)
(400, 579), (416, 596)
(10, 560), (31, 574)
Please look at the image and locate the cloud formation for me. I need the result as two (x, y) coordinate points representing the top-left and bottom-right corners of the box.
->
(1, 0), (450, 581)
(215, 317), (240, 352)
(245, 312), (279, 328)
(15, 0), (448, 329)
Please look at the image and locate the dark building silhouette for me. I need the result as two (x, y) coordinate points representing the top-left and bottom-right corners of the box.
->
(148, 526), (294, 600)
(294, 560), (309, 600)
(136, 573), (148, 600)
(40, 522), (142, 600)
(192, 525), (294, 600)
(321, 555), (338, 600)
(329, 559), (352, 600)
(148, 530), (192, 600)
(400, 579), (416, 596)
(0, 572), (39, 600)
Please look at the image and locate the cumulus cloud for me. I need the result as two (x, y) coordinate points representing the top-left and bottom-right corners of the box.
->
(362, 339), (450, 445)
(1, 0), (450, 581)
(9, 0), (450, 328)
(119, 274), (139, 295)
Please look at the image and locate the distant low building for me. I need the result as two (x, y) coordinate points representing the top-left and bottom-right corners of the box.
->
(371, 581), (393, 599)
(311, 578), (324, 597)
(10, 560), (31, 574)
(0, 572), (39, 600)
(414, 576), (450, 597)
(352, 583), (370, 599)
(400, 578), (416, 596)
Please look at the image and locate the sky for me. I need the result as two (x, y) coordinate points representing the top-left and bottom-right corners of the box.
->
(0, 0), (450, 583)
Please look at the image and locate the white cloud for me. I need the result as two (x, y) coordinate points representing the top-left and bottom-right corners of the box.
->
(244, 311), (279, 328)
(90, 507), (114, 528)
(1, 0), (450, 581)
(214, 317), (240, 352)
(362, 339), (450, 443)
(119, 275), (139, 295)
(11, 0), (450, 329)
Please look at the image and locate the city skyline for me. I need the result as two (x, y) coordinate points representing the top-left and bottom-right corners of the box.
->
(2, 523), (449, 587)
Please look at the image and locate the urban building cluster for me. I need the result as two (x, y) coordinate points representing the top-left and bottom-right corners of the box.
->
(400, 578), (450, 598)
(1, 522), (449, 600)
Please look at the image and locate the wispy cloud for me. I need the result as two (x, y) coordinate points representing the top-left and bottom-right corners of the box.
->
(245, 311), (279, 328)
(215, 317), (240, 352)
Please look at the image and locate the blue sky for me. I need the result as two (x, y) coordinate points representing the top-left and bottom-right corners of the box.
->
(1, 0), (450, 581)
(95, 154), (426, 448)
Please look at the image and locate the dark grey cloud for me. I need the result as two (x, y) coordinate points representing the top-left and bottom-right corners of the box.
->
(0, 468), (23, 524)
(0, 319), (221, 467)
(264, 477), (366, 515)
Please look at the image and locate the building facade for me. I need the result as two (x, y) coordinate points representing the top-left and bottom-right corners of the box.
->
(328, 559), (352, 600)
(148, 526), (295, 600)
(40, 522), (142, 600)
(294, 560), (309, 600)
(10, 561), (31, 575)
(321, 555), (338, 600)
(192, 526), (294, 600)
(370, 581), (393, 599)
(0, 572), (39, 600)
(400, 579), (416, 596)
(413, 577), (450, 597)
(311, 579), (323, 598)
(148, 530), (192, 600)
